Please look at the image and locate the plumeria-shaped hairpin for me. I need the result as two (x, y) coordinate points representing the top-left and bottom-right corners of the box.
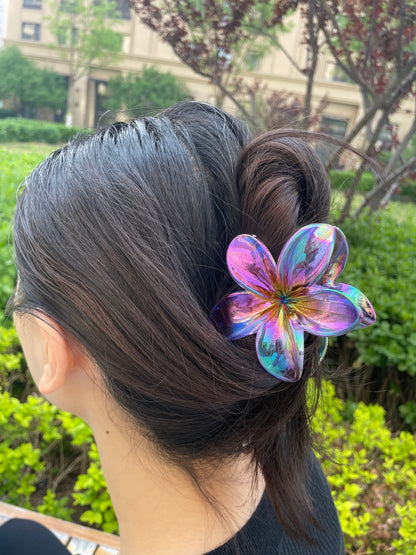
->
(211, 224), (376, 382)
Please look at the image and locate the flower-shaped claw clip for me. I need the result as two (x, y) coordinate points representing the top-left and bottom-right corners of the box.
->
(211, 224), (376, 382)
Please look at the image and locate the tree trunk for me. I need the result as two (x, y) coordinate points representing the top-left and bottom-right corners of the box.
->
(214, 86), (226, 108)
(355, 156), (416, 217)
(14, 96), (23, 118)
(354, 104), (416, 214)
(337, 104), (393, 222)
(380, 182), (399, 209)
(66, 76), (75, 128)
(365, 185), (389, 211)
(248, 90), (261, 130)
(303, 1), (319, 129)
(326, 68), (416, 171)
(336, 161), (367, 223)
(362, 90), (373, 144)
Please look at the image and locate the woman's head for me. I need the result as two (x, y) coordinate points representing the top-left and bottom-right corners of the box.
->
(10, 101), (330, 537)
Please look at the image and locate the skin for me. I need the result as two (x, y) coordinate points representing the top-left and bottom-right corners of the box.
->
(14, 313), (265, 555)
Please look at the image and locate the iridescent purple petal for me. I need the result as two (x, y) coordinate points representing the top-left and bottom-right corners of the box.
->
(332, 283), (376, 329)
(211, 292), (273, 340)
(227, 235), (277, 298)
(296, 285), (360, 336)
(277, 224), (336, 290)
(256, 311), (304, 382)
(322, 227), (349, 285)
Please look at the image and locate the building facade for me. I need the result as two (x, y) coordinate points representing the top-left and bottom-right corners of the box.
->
(0, 0), (8, 45)
(3, 0), (414, 149)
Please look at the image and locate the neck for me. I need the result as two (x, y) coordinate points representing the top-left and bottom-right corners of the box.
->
(88, 404), (264, 555)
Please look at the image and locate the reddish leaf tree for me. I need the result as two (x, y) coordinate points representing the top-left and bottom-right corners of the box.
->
(232, 0), (323, 127)
(230, 77), (328, 131)
(129, 0), (416, 214)
(128, 0), (307, 126)
(314, 0), (416, 217)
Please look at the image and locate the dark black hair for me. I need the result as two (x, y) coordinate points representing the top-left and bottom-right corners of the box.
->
(9, 101), (330, 539)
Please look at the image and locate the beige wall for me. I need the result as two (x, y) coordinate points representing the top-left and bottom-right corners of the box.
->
(4, 1), (415, 145)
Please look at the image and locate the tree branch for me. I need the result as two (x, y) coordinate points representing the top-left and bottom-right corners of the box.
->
(303, 0), (319, 124)
(316, 0), (374, 95)
(384, 101), (416, 177)
(243, 23), (304, 75)
(362, 0), (377, 72)
(354, 156), (416, 217)
(396, 0), (406, 68)
(337, 104), (391, 222)
(327, 66), (416, 170)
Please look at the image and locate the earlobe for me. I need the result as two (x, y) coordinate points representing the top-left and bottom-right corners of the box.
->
(38, 362), (53, 395)
(38, 361), (66, 396)
(37, 317), (77, 396)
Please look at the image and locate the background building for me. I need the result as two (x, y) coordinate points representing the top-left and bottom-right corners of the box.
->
(3, 0), (414, 149)
(0, 0), (8, 45)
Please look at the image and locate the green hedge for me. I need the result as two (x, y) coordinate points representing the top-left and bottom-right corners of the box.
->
(1, 378), (415, 552)
(0, 109), (16, 119)
(330, 169), (416, 202)
(0, 118), (89, 144)
(0, 145), (57, 323)
(330, 208), (416, 428)
(341, 209), (416, 372)
(315, 381), (416, 554)
(0, 390), (117, 532)
(329, 170), (375, 193)
(401, 179), (416, 203)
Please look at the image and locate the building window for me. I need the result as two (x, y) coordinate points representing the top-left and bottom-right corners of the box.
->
(60, 0), (77, 12)
(122, 34), (130, 54)
(116, 0), (131, 19)
(57, 26), (78, 46)
(21, 22), (41, 41)
(324, 61), (353, 84)
(93, 0), (131, 18)
(23, 0), (42, 8)
(244, 52), (261, 72)
(316, 115), (349, 166)
(321, 116), (348, 141)
(378, 124), (398, 152)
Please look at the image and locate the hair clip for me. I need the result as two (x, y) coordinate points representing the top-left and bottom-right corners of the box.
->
(211, 224), (376, 382)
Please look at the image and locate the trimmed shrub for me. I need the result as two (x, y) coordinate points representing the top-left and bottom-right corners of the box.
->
(330, 169), (416, 204)
(0, 145), (57, 323)
(329, 208), (416, 428)
(329, 170), (375, 193)
(0, 326), (23, 391)
(315, 381), (416, 554)
(401, 178), (416, 203)
(72, 443), (118, 533)
(1, 381), (415, 549)
(0, 389), (116, 530)
(0, 119), (89, 144)
(0, 109), (16, 119)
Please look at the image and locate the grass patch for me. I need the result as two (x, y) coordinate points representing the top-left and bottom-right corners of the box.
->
(1, 142), (59, 156)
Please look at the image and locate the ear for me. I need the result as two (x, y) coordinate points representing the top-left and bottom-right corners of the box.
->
(37, 316), (77, 396)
